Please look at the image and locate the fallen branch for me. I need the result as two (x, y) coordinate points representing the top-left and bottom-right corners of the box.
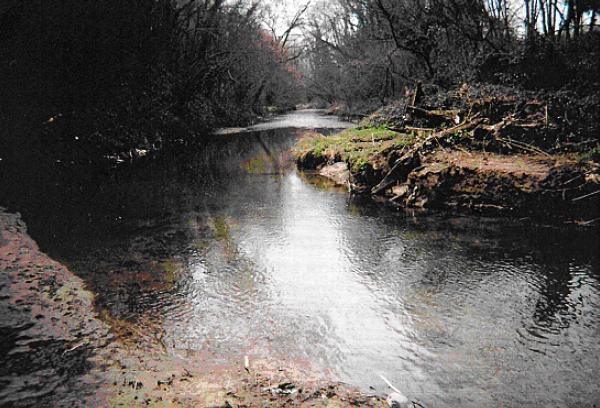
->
(427, 115), (484, 141)
(406, 105), (459, 127)
(379, 374), (402, 395)
(479, 116), (553, 157)
(371, 150), (420, 195)
(404, 126), (435, 133)
(371, 117), (485, 196)
(572, 189), (600, 202)
(62, 341), (86, 355)
(577, 217), (600, 226)
(496, 137), (553, 158)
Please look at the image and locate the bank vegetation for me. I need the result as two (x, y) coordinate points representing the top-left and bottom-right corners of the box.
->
(1, 0), (306, 162)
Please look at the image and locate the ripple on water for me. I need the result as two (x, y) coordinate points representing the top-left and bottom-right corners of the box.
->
(2, 111), (599, 407)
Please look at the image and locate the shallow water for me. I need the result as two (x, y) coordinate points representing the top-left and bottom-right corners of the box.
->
(214, 108), (354, 134)
(1, 110), (599, 407)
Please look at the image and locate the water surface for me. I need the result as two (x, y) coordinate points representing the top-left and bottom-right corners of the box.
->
(1, 110), (599, 407)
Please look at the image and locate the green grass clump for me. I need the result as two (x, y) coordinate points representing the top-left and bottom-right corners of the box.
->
(339, 125), (398, 142)
(580, 145), (600, 163)
(295, 126), (418, 173)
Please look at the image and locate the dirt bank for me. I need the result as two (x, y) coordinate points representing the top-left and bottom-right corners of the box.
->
(0, 209), (112, 406)
(294, 112), (600, 224)
(1, 209), (390, 407)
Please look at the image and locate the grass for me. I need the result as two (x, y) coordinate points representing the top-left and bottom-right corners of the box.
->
(579, 144), (600, 163)
(294, 126), (417, 173)
(339, 125), (399, 141)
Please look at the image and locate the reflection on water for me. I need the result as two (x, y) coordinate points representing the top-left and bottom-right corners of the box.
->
(215, 109), (354, 134)
(1, 111), (599, 407)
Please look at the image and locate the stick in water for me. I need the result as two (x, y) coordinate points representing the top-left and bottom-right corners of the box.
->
(379, 374), (402, 395)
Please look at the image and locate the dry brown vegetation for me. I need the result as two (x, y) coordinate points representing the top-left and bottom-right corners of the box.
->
(295, 84), (600, 223)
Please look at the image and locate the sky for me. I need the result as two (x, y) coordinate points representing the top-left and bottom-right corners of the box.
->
(263, 0), (315, 35)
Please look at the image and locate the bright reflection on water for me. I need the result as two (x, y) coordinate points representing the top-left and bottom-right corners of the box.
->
(215, 108), (354, 134)
(2, 111), (599, 407)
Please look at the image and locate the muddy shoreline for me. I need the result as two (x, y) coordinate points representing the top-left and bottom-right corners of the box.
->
(0, 210), (112, 406)
(297, 147), (599, 224)
(293, 94), (600, 225)
(1, 210), (392, 407)
(2, 105), (599, 406)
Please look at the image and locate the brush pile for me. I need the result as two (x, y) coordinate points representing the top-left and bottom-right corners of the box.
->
(361, 83), (599, 155)
(296, 84), (600, 224)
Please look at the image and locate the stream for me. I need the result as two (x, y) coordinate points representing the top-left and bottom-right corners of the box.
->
(1, 110), (599, 407)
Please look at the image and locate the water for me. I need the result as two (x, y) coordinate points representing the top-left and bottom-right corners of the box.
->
(1, 110), (599, 406)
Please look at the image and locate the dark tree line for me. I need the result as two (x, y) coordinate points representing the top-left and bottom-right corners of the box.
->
(1, 0), (598, 159)
(0, 0), (305, 158)
(303, 0), (600, 111)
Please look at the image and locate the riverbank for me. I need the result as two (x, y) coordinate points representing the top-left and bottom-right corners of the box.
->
(3, 108), (600, 406)
(1, 201), (392, 406)
(0, 210), (112, 406)
(294, 87), (600, 224)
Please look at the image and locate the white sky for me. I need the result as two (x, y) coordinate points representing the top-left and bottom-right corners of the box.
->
(261, 0), (596, 37)
(263, 0), (314, 35)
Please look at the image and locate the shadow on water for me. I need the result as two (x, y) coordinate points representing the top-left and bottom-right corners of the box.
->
(1, 110), (600, 407)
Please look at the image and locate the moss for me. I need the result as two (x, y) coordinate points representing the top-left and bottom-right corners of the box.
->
(310, 138), (330, 156)
(392, 132), (416, 148)
(580, 144), (600, 163)
(337, 125), (398, 142)
(294, 126), (418, 174)
(346, 147), (380, 172)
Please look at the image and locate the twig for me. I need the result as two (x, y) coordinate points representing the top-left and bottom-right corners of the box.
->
(428, 114), (482, 141)
(404, 126), (434, 132)
(572, 189), (600, 202)
(563, 174), (583, 186)
(379, 374), (402, 395)
(63, 341), (85, 355)
(578, 218), (600, 226)
(497, 137), (552, 158)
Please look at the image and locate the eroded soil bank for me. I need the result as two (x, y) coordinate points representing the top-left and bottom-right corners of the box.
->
(0, 209), (391, 407)
(294, 88), (600, 224)
(0, 210), (111, 406)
